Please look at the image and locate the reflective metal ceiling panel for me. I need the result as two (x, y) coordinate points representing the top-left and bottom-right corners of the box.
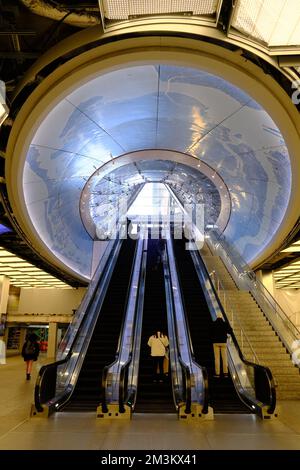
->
(23, 64), (292, 278)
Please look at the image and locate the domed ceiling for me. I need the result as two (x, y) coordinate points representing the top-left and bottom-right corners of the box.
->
(22, 64), (291, 280)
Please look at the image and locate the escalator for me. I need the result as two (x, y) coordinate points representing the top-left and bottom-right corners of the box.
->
(62, 237), (136, 411)
(134, 238), (175, 413)
(173, 236), (251, 414)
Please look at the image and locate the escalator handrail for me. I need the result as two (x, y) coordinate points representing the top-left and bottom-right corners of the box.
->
(193, 246), (276, 415)
(165, 241), (192, 414)
(57, 238), (118, 359)
(169, 236), (209, 414)
(34, 237), (121, 413)
(101, 237), (141, 413)
(119, 246), (147, 413)
(178, 357), (192, 414)
(34, 357), (71, 412)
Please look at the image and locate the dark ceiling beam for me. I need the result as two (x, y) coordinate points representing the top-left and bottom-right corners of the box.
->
(218, 0), (235, 34)
(0, 51), (40, 59)
(0, 30), (36, 35)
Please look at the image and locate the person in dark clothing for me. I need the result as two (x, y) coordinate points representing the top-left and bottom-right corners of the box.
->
(21, 333), (40, 380)
(154, 238), (165, 269)
(211, 315), (232, 378)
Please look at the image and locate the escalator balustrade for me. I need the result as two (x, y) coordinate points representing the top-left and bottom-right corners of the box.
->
(62, 238), (136, 411)
(173, 237), (252, 414)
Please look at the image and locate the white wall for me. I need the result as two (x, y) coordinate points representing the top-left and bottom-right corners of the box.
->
(17, 288), (86, 315)
(274, 289), (300, 329)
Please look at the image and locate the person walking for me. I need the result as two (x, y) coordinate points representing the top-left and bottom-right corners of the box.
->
(147, 330), (169, 382)
(211, 314), (232, 378)
(21, 333), (40, 380)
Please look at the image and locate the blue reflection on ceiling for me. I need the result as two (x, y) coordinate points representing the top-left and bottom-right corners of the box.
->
(23, 65), (291, 279)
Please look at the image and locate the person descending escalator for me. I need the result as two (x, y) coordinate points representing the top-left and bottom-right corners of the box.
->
(147, 331), (169, 382)
(153, 238), (165, 270)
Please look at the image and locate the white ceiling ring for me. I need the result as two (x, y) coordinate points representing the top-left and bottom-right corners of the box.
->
(80, 150), (231, 239)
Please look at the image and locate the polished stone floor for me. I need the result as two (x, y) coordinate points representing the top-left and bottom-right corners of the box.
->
(1, 356), (300, 450)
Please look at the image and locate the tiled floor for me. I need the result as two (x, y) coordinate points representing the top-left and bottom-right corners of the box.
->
(1, 356), (300, 450)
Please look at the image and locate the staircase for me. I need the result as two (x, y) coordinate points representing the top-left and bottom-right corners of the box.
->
(203, 254), (300, 400)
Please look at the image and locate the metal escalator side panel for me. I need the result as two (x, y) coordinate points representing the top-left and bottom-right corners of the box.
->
(165, 232), (208, 413)
(125, 238), (148, 411)
(162, 245), (185, 411)
(34, 237), (123, 414)
(36, 238), (136, 413)
(56, 239), (125, 397)
(190, 247), (276, 417)
(102, 236), (146, 411)
(57, 238), (119, 362)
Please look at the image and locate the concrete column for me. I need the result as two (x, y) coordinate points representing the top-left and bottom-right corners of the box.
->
(47, 322), (58, 359)
(0, 275), (10, 314)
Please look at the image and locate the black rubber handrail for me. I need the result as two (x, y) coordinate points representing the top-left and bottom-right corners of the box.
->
(101, 238), (140, 413)
(34, 237), (121, 413)
(178, 357), (192, 414)
(169, 235), (209, 414)
(164, 241), (198, 414)
(193, 245), (276, 415)
(119, 248), (147, 413)
(35, 297), (98, 413)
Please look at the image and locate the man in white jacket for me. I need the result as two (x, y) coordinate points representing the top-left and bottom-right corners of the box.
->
(148, 331), (169, 382)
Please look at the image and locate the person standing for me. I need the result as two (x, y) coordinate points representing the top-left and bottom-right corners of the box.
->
(0, 337), (6, 365)
(153, 238), (165, 270)
(211, 314), (232, 378)
(147, 331), (169, 382)
(21, 333), (40, 380)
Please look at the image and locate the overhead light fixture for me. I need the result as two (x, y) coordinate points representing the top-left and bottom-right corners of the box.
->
(101, 0), (219, 20)
(231, 0), (300, 47)
(0, 247), (70, 288)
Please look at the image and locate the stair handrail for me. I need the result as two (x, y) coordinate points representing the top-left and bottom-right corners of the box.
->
(209, 269), (260, 364)
(208, 229), (300, 357)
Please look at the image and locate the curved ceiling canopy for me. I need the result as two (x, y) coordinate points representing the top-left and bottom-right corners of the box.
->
(19, 63), (291, 280)
(80, 152), (231, 239)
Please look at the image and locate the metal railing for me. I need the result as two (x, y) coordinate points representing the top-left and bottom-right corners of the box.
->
(207, 229), (300, 359)
(208, 269), (260, 365)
